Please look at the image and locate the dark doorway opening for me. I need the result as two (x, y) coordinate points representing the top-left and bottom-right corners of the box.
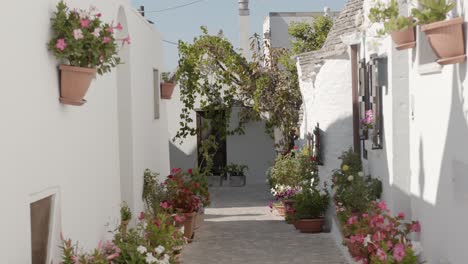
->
(196, 111), (227, 175)
(30, 196), (52, 264)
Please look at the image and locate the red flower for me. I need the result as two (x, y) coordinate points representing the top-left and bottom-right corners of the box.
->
(188, 168), (193, 174)
(293, 146), (299, 150)
(410, 221), (421, 232)
(310, 156), (316, 161)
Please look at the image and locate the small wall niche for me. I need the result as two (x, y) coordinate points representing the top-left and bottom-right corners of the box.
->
(30, 195), (53, 264)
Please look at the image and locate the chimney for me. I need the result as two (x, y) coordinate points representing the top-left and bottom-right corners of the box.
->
(239, 0), (251, 59)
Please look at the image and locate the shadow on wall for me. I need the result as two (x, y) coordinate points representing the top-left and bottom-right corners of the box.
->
(168, 140), (197, 171)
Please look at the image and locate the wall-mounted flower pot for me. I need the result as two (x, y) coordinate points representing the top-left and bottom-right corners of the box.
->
(421, 17), (466, 65)
(161, 82), (176, 99)
(391, 26), (416, 50)
(293, 218), (324, 233)
(59, 65), (96, 106)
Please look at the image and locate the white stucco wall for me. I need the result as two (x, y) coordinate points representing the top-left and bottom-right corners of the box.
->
(264, 14), (316, 49)
(0, 1), (169, 262)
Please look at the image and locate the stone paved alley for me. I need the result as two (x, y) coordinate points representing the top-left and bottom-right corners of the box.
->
(181, 184), (348, 264)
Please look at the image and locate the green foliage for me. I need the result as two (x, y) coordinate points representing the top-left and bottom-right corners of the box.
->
(142, 169), (167, 216)
(288, 16), (333, 54)
(369, 0), (415, 35)
(120, 202), (132, 222)
(332, 149), (382, 214)
(198, 136), (219, 176)
(48, 1), (125, 75)
(293, 186), (330, 219)
(270, 147), (318, 188)
(223, 163), (249, 176)
(411, 0), (455, 24)
(175, 27), (302, 151)
(161, 72), (172, 82)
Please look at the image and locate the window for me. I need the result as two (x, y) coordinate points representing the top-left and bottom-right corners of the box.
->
(30, 196), (53, 264)
(153, 69), (160, 119)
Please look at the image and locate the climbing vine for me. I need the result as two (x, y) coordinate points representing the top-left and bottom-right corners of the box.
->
(175, 27), (302, 151)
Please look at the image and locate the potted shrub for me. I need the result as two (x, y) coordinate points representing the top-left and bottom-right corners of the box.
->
(292, 185), (329, 233)
(412, 0), (465, 64)
(161, 72), (176, 99)
(120, 202), (132, 239)
(369, 0), (417, 50)
(48, 1), (128, 105)
(224, 163), (248, 186)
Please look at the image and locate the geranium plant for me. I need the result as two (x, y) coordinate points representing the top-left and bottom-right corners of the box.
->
(48, 1), (129, 75)
(361, 110), (375, 131)
(292, 184), (330, 220)
(343, 201), (421, 264)
(164, 169), (201, 213)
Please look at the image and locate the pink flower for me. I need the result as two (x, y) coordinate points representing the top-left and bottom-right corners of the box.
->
(73, 29), (84, 40)
(138, 211), (145, 221)
(350, 234), (365, 244)
(80, 19), (91, 28)
(103, 36), (111, 43)
(397, 212), (405, 219)
(410, 221), (421, 232)
(174, 214), (186, 223)
(377, 201), (387, 211)
(116, 22), (123, 31)
(92, 27), (101, 37)
(171, 168), (182, 174)
(376, 248), (387, 261)
(122, 36), (131, 45)
(96, 13), (102, 17)
(347, 216), (358, 226)
(55, 38), (67, 51)
(160, 201), (170, 210)
(106, 27), (114, 34)
(293, 146), (299, 150)
(393, 243), (406, 262)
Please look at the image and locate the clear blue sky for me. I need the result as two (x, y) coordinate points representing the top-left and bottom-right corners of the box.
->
(131, 0), (347, 71)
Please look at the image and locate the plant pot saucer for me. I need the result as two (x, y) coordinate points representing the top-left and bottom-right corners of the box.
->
(60, 97), (87, 106)
(395, 41), (416, 50)
(437, 54), (466, 65)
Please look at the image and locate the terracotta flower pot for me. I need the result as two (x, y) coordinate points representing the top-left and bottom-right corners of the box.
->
(293, 218), (325, 233)
(120, 220), (129, 239)
(182, 212), (196, 241)
(391, 26), (416, 50)
(161, 82), (176, 99)
(274, 204), (286, 216)
(344, 238), (368, 258)
(421, 17), (466, 65)
(194, 210), (204, 230)
(59, 65), (96, 106)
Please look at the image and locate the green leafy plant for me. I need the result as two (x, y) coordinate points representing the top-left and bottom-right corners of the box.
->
(223, 163), (249, 176)
(175, 27), (302, 152)
(142, 169), (168, 216)
(293, 185), (330, 219)
(120, 202), (132, 222)
(411, 0), (455, 25)
(332, 149), (382, 217)
(369, 0), (415, 36)
(288, 16), (333, 54)
(48, 1), (129, 74)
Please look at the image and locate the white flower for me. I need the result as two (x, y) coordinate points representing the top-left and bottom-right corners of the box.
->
(358, 171), (364, 177)
(92, 27), (101, 37)
(154, 245), (165, 255)
(320, 189), (327, 196)
(310, 178), (315, 187)
(145, 252), (158, 264)
(73, 29), (84, 40)
(364, 234), (371, 247)
(142, 222), (148, 229)
(347, 175), (354, 181)
(137, 245), (147, 254)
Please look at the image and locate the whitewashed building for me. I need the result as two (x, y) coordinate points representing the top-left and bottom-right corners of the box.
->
(297, 0), (468, 262)
(166, 0), (276, 185)
(0, 1), (170, 262)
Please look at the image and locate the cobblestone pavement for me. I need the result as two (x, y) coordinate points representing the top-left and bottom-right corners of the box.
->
(180, 183), (348, 264)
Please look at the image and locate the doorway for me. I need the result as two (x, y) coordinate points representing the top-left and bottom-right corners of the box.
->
(196, 111), (227, 175)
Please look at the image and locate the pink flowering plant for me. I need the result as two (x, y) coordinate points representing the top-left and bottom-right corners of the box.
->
(361, 110), (375, 131)
(48, 1), (129, 75)
(61, 238), (121, 264)
(343, 201), (421, 264)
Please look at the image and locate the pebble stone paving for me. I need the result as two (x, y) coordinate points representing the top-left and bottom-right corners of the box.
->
(180, 183), (348, 264)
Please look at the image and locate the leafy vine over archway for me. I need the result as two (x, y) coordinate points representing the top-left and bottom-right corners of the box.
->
(175, 27), (302, 151)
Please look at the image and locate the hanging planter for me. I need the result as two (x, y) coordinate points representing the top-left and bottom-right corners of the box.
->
(48, 1), (129, 106)
(59, 65), (96, 105)
(421, 17), (466, 65)
(161, 82), (176, 99)
(391, 26), (416, 50)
